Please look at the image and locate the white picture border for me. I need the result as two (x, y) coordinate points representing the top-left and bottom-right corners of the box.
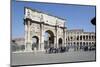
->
(0, 0), (100, 67)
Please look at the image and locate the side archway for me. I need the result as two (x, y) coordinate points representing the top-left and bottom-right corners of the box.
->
(58, 38), (63, 47)
(32, 36), (39, 50)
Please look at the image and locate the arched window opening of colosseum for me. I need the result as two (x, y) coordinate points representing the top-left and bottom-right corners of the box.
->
(80, 35), (82, 40)
(74, 42), (75, 45)
(32, 36), (39, 50)
(92, 36), (94, 40)
(80, 42), (82, 48)
(77, 36), (79, 40)
(44, 30), (54, 49)
(73, 42), (75, 47)
(83, 35), (85, 40)
(70, 36), (73, 41)
(89, 35), (91, 40)
(58, 38), (63, 47)
(94, 42), (96, 47)
(86, 35), (88, 40)
(66, 38), (67, 41)
(66, 38), (68, 44)
(83, 42), (85, 46)
(92, 42), (94, 45)
(77, 42), (79, 47)
(86, 42), (88, 46)
(89, 42), (91, 47)
(94, 35), (95, 40)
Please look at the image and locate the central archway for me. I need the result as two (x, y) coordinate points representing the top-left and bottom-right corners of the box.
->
(44, 30), (54, 49)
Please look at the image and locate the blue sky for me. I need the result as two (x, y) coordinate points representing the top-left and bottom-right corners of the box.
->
(12, 0), (96, 38)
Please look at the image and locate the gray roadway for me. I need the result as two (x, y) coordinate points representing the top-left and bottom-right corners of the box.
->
(11, 51), (96, 66)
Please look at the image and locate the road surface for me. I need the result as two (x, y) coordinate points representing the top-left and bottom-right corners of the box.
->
(11, 51), (96, 66)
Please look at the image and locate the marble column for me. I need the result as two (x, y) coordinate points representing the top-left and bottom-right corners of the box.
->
(40, 23), (45, 51)
(55, 26), (58, 48)
(64, 28), (67, 47)
(54, 36), (56, 48)
(25, 20), (32, 52)
(25, 21), (27, 51)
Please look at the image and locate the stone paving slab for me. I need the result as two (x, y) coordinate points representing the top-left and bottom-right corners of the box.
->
(11, 51), (96, 66)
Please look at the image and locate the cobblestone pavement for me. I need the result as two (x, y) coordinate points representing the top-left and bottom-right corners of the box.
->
(11, 51), (96, 66)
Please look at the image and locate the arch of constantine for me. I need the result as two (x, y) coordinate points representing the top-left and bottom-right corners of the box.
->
(24, 7), (67, 52)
